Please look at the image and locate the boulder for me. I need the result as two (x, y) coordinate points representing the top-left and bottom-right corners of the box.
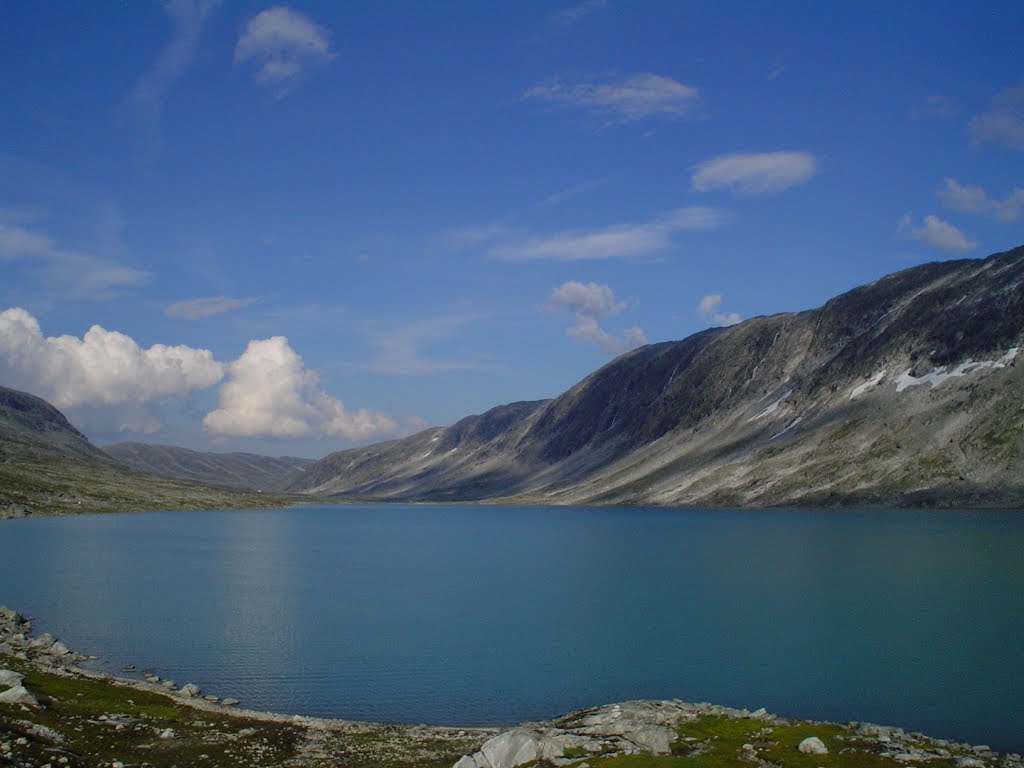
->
(29, 633), (56, 651)
(479, 729), (542, 768)
(798, 736), (829, 755)
(179, 683), (202, 698)
(0, 684), (39, 707)
(48, 641), (70, 657)
(0, 669), (23, 688)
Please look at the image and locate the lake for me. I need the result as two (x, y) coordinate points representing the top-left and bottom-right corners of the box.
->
(0, 504), (1021, 752)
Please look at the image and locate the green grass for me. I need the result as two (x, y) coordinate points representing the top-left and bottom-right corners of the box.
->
(1, 662), (481, 768)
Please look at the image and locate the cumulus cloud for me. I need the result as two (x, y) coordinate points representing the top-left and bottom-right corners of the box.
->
(550, 281), (647, 356)
(897, 214), (977, 252)
(0, 307), (224, 410)
(969, 84), (1024, 150)
(692, 151), (817, 196)
(697, 294), (742, 327)
(127, 0), (219, 120)
(938, 178), (1024, 222)
(203, 336), (396, 439)
(524, 73), (700, 122)
(0, 221), (149, 299)
(235, 6), (334, 92)
(165, 296), (257, 319)
(490, 207), (725, 262)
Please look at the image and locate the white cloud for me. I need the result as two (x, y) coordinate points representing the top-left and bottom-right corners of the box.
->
(0, 221), (149, 299)
(898, 214), (977, 252)
(524, 73), (700, 122)
(203, 336), (396, 439)
(550, 281), (623, 317)
(938, 178), (1024, 222)
(969, 84), (1024, 150)
(127, 0), (219, 119)
(0, 307), (224, 410)
(490, 207), (725, 262)
(692, 151), (817, 196)
(235, 6), (334, 92)
(165, 296), (257, 320)
(550, 281), (647, 356)
(697, 294), (742, 327)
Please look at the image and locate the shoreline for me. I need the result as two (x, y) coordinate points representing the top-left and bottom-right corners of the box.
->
(4, 606), (1024, 768)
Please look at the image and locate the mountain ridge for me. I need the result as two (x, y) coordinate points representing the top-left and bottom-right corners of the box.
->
(289, 245), (1024, 507)
(103, 442), (314, 492)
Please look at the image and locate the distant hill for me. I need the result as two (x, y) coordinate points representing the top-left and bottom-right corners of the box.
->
(0, 385), (298, 518)
(290, 244), (1024, 508)
(104, 442), (313, 492)
(0, 386), (115, 464)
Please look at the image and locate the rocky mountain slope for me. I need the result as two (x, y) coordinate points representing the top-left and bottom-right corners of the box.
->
(291, 244), (1024, 507)
(104, 442), (313, 492)
(0, 386), (297, 517)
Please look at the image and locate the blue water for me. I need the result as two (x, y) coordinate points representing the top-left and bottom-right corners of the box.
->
(0, 504), (1022, 751)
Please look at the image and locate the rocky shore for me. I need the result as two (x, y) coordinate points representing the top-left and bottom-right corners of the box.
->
(2, 605), (1022, 768)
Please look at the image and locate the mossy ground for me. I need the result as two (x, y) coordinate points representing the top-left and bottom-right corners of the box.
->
(556, 715), (975, 768)
(0, 659), (485, 767)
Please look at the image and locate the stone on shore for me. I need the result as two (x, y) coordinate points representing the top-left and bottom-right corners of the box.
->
(0, 669), (24, 688)
(799, 736), (829, 754)
(0, 684), (39, 707)
(179, 683), (202, 698)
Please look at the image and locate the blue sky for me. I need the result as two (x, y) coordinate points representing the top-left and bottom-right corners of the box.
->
(1, 1), (1022, 457)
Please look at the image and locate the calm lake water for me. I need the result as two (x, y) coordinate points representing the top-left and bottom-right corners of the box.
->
(0, 504), (1022, 751)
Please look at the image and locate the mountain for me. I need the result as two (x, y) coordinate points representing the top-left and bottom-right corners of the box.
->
(290, 244), (1024, 507)
(0, 386), (298, 518)
(104, 442), (314, 492)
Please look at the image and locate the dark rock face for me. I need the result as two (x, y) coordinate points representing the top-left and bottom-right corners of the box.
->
(102, 443), (314, 492)
(295, 245), (1024, 507)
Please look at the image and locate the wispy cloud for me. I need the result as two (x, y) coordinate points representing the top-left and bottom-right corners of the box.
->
(969, 84), (1024, 150)
(486, 207), (725, 262)
(165, 296), (258, 320)
(235, 6), (334, 94)
(126, 0), (219, 121)
(549, 281), (646, 356)
(549, 0), (608, 28)
(542, 176), (613, 207)
(697, 294), (742, 327)
(353, 315), (488, 376)
(0, 220), (149, 299)
(910, 93), (959, 120)
(897, 214), (977, 252)
(938, 178), (1024, 222)
(524, 73), (700, 123)
(692, 151), (818, 196)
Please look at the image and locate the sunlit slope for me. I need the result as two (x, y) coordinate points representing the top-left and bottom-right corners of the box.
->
(291, 244), (1024, 507)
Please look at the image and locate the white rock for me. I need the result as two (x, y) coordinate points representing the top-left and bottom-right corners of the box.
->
(798, 737), (829, 755)
(0, 669), (23, 688)
(480, 729), (541, 768)
(453, 756), (478, 768)
(48, 641), (70, 657)
(179, 683), (201, 698)
(0, 685), (38, 707)
(955, 758), (986, 768)
(159, 728), (175, 740)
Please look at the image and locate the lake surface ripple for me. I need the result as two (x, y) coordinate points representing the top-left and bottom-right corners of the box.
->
(0, 504), (1021, 751)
